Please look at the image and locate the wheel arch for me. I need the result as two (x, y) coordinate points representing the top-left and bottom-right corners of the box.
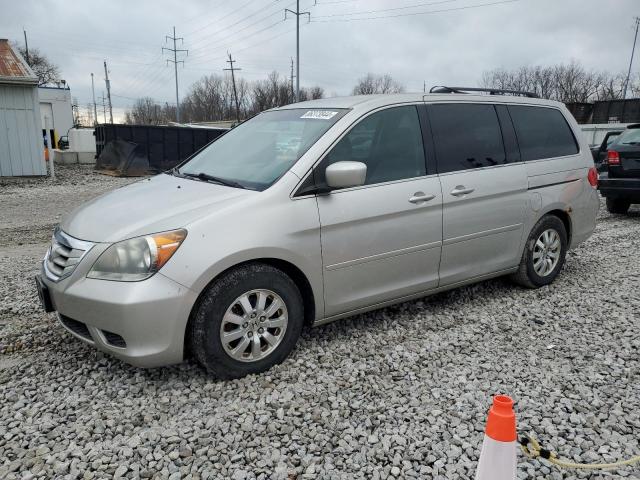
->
(183, 258), (317, 359)
(542, 208), (573, 245)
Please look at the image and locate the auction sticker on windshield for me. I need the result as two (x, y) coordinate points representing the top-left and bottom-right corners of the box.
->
(301, 110), (339, 120)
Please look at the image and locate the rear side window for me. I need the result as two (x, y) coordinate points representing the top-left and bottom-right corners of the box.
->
(429, 104), (506, 174)
(508, 105), (579, 161)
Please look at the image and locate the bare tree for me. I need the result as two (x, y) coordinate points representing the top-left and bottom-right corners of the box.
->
(180, 74), (251, 122)
(124, 72), (326, 124)
(352, 73), (405, 95)
(124, 98), (175, 125)
(481, 61), (640, 103)
(298, 86), (325, 102)
(16, 45), (61, 86)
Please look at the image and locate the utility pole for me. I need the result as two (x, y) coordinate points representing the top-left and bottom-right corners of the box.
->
(224, 53), (242, 123)
(100, 92), (107, 124)
(624, 16), (640, 100)
(285, 1), (310, 102)
(290, 57), (296, 101)
(23, 29), (29, 64)
(91, 73), (98, 125)
(423, 80), (426, 93)
(163, 27), (188, 123)
(103, 61), (113, 123)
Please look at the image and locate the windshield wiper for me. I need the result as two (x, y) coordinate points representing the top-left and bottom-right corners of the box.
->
(181, 171), (246, 189)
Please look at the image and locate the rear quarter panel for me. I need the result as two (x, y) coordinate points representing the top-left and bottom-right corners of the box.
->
(524, 107), (599, 249)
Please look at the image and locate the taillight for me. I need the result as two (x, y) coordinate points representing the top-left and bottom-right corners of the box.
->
(587, 167), (598, 188)
(607, 150), (620, 165)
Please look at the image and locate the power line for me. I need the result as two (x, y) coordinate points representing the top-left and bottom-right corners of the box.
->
(624, 16), (640, 100)
(115, 53), (166, 94)
(188, 19), (287, 64)
(315, 0), (361, 4)
(112, 93), (176, 105)
(178, 0), (227, 30)
(187, 1), (304, 61)
(163, 27), (188, 123)
(187, 0), (281, 51)
(310, 0), (520, 22)
(313, 0), (458, 18)
(28, 31), (157, 53)
(185, 0), (256, 36)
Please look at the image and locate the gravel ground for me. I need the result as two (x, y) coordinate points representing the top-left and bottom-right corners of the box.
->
(1, 165), (639, 479)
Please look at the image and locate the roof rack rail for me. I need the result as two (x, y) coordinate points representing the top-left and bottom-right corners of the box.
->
(429, 86), (539, 98)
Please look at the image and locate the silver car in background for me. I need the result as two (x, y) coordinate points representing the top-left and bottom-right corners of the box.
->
(36, 89), (600, 378)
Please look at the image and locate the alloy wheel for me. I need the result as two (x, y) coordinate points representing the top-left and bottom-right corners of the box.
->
(533, 228), (561, 277)
(219, 289), (288, 362)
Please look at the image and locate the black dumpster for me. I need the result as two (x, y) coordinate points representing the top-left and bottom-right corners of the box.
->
(95, 124), (227, 175)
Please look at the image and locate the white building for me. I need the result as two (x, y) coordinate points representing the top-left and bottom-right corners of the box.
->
(39, 85), (74, 150)
(0, 38), (46, 176)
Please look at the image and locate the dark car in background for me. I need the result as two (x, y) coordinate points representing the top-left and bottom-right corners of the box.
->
(598, 124), (640, 214)
(591, 131), (621, 172)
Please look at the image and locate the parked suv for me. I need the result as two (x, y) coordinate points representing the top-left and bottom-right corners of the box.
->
(598, 124), (640, 214)
(35, 89), (599, 378)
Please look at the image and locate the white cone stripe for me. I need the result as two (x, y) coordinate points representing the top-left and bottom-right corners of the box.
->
(475, 435), (517, 480)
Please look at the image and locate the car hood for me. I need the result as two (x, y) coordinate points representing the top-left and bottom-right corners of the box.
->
(61, 173), (254, 242)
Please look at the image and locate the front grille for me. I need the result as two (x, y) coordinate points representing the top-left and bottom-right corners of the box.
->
(44, 228), (94, 281)
(102, 330), (126, 348)
(60, 315), (92, 340)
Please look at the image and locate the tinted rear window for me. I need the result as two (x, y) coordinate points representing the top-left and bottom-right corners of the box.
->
(508, 106), (578, 161)
(429, 103), (506, 174)
(611, 127), (640, 146)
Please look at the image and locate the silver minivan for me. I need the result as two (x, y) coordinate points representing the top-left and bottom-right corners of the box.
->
(36, 89), (600, 378)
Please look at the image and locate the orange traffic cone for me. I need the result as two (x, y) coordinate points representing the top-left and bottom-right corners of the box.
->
(475, 395), (517, 480)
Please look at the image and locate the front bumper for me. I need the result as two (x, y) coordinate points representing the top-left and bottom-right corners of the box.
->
(40, 265), (198, 368)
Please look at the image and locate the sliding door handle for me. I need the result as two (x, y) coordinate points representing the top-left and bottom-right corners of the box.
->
(450, 186), (475, 197)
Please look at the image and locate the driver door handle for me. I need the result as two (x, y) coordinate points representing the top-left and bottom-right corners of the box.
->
(450, 185), (475, 197)
(408, 192), (436, 204)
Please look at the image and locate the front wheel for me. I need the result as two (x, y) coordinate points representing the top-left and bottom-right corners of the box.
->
(511, 215), (568, 289)
(189, 263), (304, 379)
(606, 198), (630, 214)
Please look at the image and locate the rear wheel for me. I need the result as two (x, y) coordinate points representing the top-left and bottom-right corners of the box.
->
(511, 215), (568, 289)
(190, 263), (304, 379)
(606, 198), (630, 214)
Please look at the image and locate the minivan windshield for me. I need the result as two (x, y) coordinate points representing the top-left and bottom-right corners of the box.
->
(611, 127), (640, 146)
(177, 108), (348, 190)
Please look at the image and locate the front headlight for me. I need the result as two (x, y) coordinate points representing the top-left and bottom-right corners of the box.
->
(87, 229), (187, 281)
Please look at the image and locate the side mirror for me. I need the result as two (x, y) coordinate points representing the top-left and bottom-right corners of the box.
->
(325, 161), (367, 189)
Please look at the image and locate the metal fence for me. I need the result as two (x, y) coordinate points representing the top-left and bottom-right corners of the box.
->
(591, 99), (640, 125)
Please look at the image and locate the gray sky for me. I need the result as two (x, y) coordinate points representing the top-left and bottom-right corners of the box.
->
(2, 0), (638, 121)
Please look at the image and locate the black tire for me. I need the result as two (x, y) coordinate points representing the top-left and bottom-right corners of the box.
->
(190, 263), (304, 379)
(511, 215), (568, 289)
(606, 198), (631, 214)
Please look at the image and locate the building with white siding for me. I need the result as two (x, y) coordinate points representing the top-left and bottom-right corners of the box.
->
(39, 85), (74, 151)
(0, 39), (46, 176)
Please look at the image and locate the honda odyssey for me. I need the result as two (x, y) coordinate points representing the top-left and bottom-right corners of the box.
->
(36, 88), (600, 378)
